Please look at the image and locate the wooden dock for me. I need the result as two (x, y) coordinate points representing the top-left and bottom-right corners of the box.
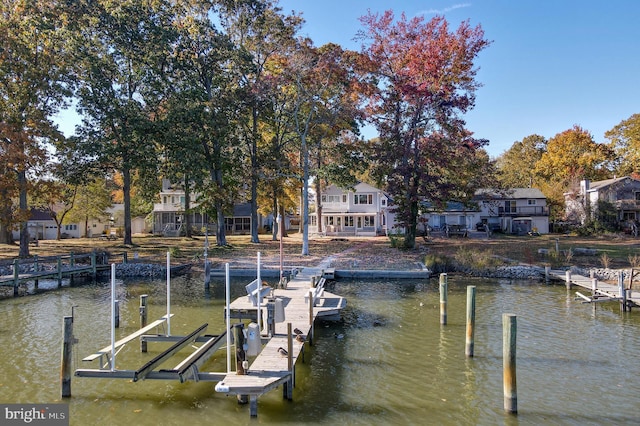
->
(548, 268), (640, 311)
(0, 252), (110, 296)
(215, 266), (346, 416)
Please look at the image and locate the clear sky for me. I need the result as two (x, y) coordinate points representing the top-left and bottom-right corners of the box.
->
(278, 0), (640, 157)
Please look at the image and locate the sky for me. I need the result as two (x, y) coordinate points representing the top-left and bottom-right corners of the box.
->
(278, 0), (640, 157)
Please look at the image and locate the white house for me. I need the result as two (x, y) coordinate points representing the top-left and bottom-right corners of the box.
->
(420, 188), (550, 235)
(309, 182), (395, 237)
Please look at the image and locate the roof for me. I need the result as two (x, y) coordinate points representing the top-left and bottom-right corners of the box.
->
(474, 188), (546, 200)
(586, 176), (639, 192)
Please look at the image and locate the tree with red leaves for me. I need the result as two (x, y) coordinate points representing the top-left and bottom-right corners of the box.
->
(358, 11), (491, 248)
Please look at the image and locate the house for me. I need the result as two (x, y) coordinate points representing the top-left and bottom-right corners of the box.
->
(309, 182), (395, 237)
(566, 177), (640, 232)
(420, 188), (550, 235)
(152, 179), (271, 236)
(474, 188), (550, 234)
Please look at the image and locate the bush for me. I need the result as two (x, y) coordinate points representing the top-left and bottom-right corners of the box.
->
(453, 247), (502, 270)
(424, 253), (454, 273)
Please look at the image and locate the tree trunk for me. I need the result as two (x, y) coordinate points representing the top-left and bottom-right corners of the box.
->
(272, 191), (278, 241)
(18, 169), (30, 258)
(184, 178), (192, 238)
(123, 166), (133, 245)
(216, 203), (227, 246)
(301, 134), (310, 256)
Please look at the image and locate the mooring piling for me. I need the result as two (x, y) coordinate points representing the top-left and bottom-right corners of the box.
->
(503, 313), (517, 414)
(61, 315), (74, 398)
(439, 273), (448, 325)
(465, 286), (476, 357)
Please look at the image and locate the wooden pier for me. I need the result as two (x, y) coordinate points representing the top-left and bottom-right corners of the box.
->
(215, 266), (346, 416)
(0, 252), (110, 296)
(548, 268), (640, 311)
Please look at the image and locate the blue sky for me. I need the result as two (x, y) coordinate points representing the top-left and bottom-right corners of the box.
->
(279, 0), (640, 157)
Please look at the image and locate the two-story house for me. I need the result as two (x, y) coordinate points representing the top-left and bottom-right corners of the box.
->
(152, 179), (272, 236)
(565, 177), (640, 232)
(420, 188), (550, 235)
(475, 188), (550, 234)
(309, 182), (395, 237)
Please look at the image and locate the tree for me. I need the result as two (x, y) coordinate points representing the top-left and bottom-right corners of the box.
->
(535, 125), (614, 221)
(65, 177), (113, 237)
(495, 134), (547, 188)
(0, 0), (74, 254)
(605, 113), (640, 176)
(69, 0), (174, 245)
(358, 11), (490, 248)
(217, 0), (301, 244)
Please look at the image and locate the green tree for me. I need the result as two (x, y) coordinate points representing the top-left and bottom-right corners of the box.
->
(0, 0), (74, 254)
(358, 11), (490, 248)
(69, 0), (174, 245)
(65, 177), (113, 238)
(605, 113), (640, 176)
(496, 134), (547, 188)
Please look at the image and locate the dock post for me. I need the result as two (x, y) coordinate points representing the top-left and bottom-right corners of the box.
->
(140, 294), (148, 352)
(204, 259), (211, 290)
(465, 286), (476, 357)
(439, 273), (448, 325)
(13, 259), (19, 297)
(266, 299), (275, 337)
(91, 251), (97, 279)
(249, 395), (258, 417)
(34, 255), (39, 289)
(61, 316), (73, 398)
(233, 323), (248, 404)
(619, 272), (627, 312)
(57, 256), (63, 287)
(565, 270), (572, 289)
(308, 290), (314, 346)
(503, 313), (517, 414)
(123, 252), (128, 264)
(284, 322), (293, 400)
(591, 278), (598, 298)
(114, 300), (120, 328)
(544, 266), (550, 284)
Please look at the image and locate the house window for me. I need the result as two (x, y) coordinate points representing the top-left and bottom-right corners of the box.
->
(635, 192), (640, 202)
(354, 194), (373, 204)
(528, 199), (536, 205)
(345, 216), (354, 227)
(363, 215), (375, 227)
(64, 224), (77, 231)
(235, 218), (250, 231)
(381, 198), (386, 207)
(309, 215), (317, 226)
(163, 196), (168, 204)
(321, 194), (342, 203)
(342, 194), (347, 203)
(505, 201), (516, 213)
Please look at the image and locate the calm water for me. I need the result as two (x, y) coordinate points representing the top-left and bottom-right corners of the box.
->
(1, 274), (639, 425)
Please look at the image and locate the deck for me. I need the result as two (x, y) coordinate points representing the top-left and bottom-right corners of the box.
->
(215, 266), (346, 415)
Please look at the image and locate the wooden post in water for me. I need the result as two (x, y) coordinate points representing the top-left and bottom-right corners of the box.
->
(91, 251), (97, 279)
(69, 252), (75, 285)
(204, 259), (211, 290)
(439, 273), (448, 325)
(284, 322), (293, 400)
(591, 278), (598, 298)
(465, 286), (476, 357)
(619, 272), (627, 312)
(565, 270), (572, 289)
(140, 294), (148, 352)
(503, 313), (517, 414)
(308, 289), (314, 346)
(34, 255), (39, 289)
(233, 323), (248, 404)
(13, 259), (19, 297)
(57, 256), (63, 287)
(114, 299), (120, 328)
(61, 316), (73, 397)
(544, 266), (550, 284)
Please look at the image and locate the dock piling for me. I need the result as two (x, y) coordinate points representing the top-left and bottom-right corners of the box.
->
(140, 295), (148, 352)
(61, 316), (73, 398)
(465, 286), (476, 357)
(284, 322), (293, 400)
(503, 313), (517, 414)
(233, 323), (248, 404)
(565, 270), (572, 289)
(439, 273), (448, 325)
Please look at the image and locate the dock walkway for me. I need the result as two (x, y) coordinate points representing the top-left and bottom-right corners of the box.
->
(215, 265), (346, 416)
(548, 268), (639, 310)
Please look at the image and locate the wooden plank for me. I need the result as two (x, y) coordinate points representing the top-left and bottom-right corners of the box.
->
(133, 323), (208, 382)
(83, 315), (173, 362)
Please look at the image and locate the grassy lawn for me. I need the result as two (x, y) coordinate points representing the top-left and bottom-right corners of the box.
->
(0, 231), (638, 270)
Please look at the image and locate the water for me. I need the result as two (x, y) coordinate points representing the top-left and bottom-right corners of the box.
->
(1, 275), (639, 425)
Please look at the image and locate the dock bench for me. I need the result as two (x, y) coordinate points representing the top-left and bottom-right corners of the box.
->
(246, 279), (272, 306)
